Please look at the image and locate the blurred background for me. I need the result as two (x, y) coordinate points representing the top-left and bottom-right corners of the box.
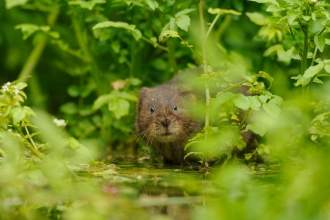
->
(1, 0), (328, 154)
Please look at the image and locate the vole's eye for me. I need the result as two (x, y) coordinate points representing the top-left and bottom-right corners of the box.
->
(172, 105), (177, 110)
(150, 107), (155, 113)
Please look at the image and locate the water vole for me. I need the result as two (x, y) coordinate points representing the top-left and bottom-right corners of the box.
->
(136, 83), (202, 164)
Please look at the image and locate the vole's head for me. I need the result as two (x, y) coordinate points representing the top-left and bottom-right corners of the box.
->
(136, 84), (198, 144)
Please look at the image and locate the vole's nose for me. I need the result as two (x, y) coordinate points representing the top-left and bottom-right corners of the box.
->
(162, 118), (170, 128)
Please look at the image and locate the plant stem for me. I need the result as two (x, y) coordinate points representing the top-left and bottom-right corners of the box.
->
(198, 0), (210, 127)
(18, 7), (59, 81)
(71, 12), (107, 94)
(22, 124), (46, 160)
(206, 12), (221, 38)
(141, 36), (169, 52)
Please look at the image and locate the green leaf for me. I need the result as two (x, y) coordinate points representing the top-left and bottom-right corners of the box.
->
(175, 8), (195, 17)
(247, 96), (261, 110)
(246, 123), (267, 136)
(208, 8), (242, 15)
(233, 94), (250, 110)
(108, 99), (130, 119)
(68, 85), (80, 97)
(11, 107), (26, 125)
(248, 0), (279, 6)
(23, 106), (37, 118)
(263, 102), (281, 118)
(15, 82), (28, 90)
(266, 4), (282, 12)
(214, 92), (235, 107)
(15, 24), (43, 40)
(325, 63), (330, 73)
(283, 37), (297, 51)
(93, 94), (115, 110)
(159, 30), (180, 42)
(300, 62), (325, 86)
(169, 17), (176, 30)
(69, 0), (106, 10)
(244, 153), (252, 161)
(257, 71), (273, 88)
(5, 0), (27, 9)
(246, 12), (268, 26)
(315, 35), (325, 52)
(287, 12), (297, 25)
(176, 15), (190, 32)
(325, 39), (330, 45)
(146, 0), (159, 10)
(60, 102), (78, 115)
(93, 21), (142, 41)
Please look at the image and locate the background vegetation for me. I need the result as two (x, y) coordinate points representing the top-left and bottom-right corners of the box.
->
(1, 0), (330, 219)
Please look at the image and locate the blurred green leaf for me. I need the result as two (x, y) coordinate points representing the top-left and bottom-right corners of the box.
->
(233, 94), (250, 110)
(246, 12), (268, 26)
(69, 0), (106, 10)
(5, 0), (27, 9)
(108, 99), (130, 119)
(175, 8), (195, 17)
(146, 0), (159, 10)
(176, 15), (190, 32)
(208, 8), (241, 15)
(315, 35), (325, 52)
(60, 102), (78, 115)
(246, 123), (266, 136)
(248, 0), (279, 6)
(300, 62), (325, 86)
(93, 21), (142, 40)
(11, 107), (26, 125)
(263, 102), (281, 118)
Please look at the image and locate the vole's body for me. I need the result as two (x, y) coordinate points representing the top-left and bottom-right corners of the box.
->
(136, 82), (202, 164)
(136, 68), (256, 165)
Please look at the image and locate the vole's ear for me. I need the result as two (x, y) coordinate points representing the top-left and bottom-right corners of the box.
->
(179, 89), (196, 101)
(138, 87), (150, 98)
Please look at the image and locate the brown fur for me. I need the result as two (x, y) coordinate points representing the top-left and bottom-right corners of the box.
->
(136, 84), (202, 164)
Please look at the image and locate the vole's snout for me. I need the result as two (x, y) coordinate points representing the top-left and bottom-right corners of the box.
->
(161, 118), (170, 128)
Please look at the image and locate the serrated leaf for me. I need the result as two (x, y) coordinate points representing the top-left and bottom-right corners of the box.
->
(176, 15), (190, 32)
(93, 94), (115, 110)
(263, 102), (281, 118)
(69, 0), (105, 10)
(315, 35), (325, 52)
(246, 12), (268, 26)
(175, 8), (195, 17)
(11, 107), (26, 125)
(146, 0), (158, 10)
(287, 13), (297, 25)
(108, 99), (130, 119)
(5, 0), (28, 9)
(246, 123), (267, 136)
(325, 64), (330, 73)
(283, 37), (296, 51)
(15, 24), (40, 40)
(247, 96), (261, 110)
(248, 0), (279, 6)
(208, 8), (241, 15)
(325, 39), (330, 45)
(233, 94), (250, 110)
(257, 71), (273, 88)
(159, 30), (180, 42)
(60, 102), (78, 115)
(266, 4), (282, 12)
(244, 153), (252, 160)
(169, 17), (176, 30)
(23, 106), (37, 118)
(301, 62), (325, 86)
(93, 21), (141, 40)
(15, 82), (28, 90)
